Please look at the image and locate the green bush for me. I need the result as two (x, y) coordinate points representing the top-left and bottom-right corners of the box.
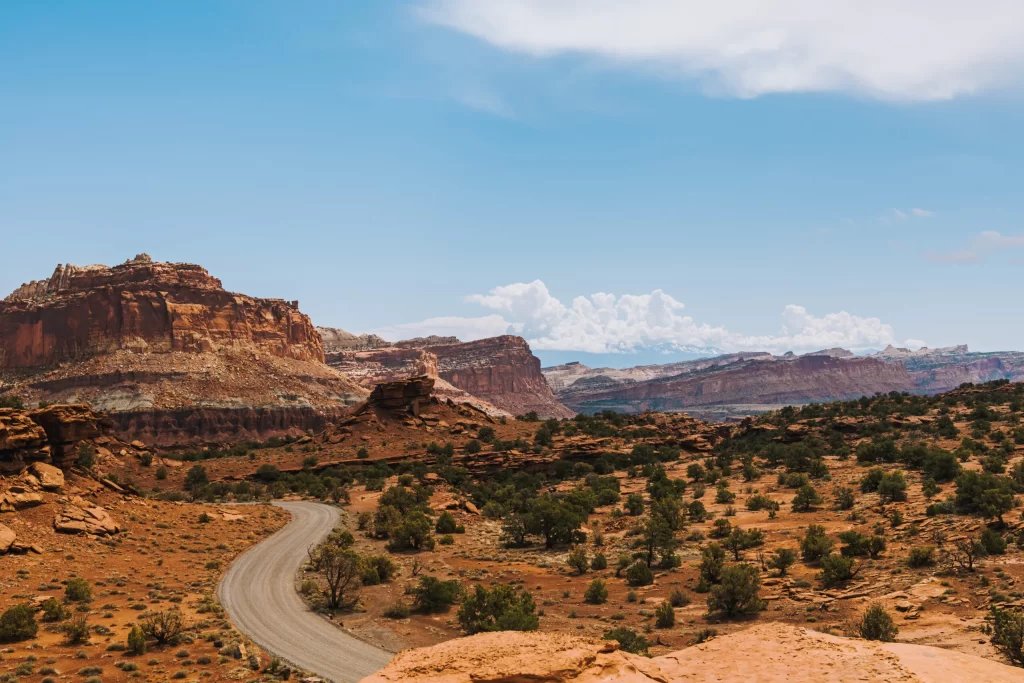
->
(602, 627), (649, 655)
(65, 577), (92, 603)
(706, 564), (763, 618)
(383, 601), (411, 619)
(40, 597), (70, 622)
(991, 607), (1024, 667)
(655, 601), (675, 628)
(127, 624), (146, 655)
(801, 525), (834, 562)
(768, 548), (796, 576)
(626, 560), (654, 586)
(907, 546), (935, 568)
(62, 616), (90, 644)
(858, 604), (898, 642)
(412, 576), (464, 613)
(669, 589), (690, 607)
(0, 604), (38, 642)
(818, 553), (856, 586)
(567, 546), (589, 574)
(457, 584), (538, 634)
(981, 529), (1007, 555)
(591, 552), (608, 571)
(584, 579), (609, 605)
(791, 485), (822, 512)
(435, 511), (459, 534)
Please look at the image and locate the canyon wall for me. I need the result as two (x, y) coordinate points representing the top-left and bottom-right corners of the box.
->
(1, 254), (323, 368)
(427, 336), (574, 418)
(321, 328), (573, 419)
(545, 346), (1024, 418)
(0, 255), (366, 445)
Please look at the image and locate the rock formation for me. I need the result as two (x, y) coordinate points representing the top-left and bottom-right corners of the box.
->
(0, 256), (366, 445)
(545, 345), (1024, 417)
(362, 623), (1023, 683)
(322, 328), (572, 419)
(2, 254), (324, 366)
(426, 336), (573, 419)
(1, 403), (109, 474)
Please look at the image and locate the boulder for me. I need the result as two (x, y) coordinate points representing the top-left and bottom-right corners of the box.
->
(29, 462), (65, 490)
(0, 490), (44, 511)
(54, 503), (120, 536)
(0, 523), (15, 553)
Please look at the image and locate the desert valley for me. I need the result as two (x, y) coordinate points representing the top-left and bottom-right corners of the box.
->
(2, 256), (1024, 682)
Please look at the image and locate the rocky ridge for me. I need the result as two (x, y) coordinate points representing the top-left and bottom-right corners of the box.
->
(365, 623), (1022, 683)
(1, 256), (367, 445)
(321, 327), (571, 419)
(545, 345), (1024, 417)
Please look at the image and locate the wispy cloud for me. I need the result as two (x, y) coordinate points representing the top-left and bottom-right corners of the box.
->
(912, 208), (934, 218)
(925, 250), (980, 265)
(381, 280), (919, 355)
(925, 230), (1024, 264)
(454, 87), (516, 118)
(417, 1), (1024, 101)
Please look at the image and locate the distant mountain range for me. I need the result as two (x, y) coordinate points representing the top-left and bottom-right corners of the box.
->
(543, 344), (1024, 420)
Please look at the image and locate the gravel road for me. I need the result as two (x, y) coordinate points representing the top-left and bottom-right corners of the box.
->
(218, 501), (393, 683)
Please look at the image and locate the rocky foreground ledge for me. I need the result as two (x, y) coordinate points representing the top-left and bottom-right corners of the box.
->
(360, 623), (1022, 683)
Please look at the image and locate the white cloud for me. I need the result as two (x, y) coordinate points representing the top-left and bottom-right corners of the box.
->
(454, 87), (516, 118)
(416, 1), (1024, 101)
(385, 280), (912, 355)
(892, 209), (909, 220)
(925, 230), (1024, 264)
(911, 208), (934, 218)
(977, 230), (1024, 249)
(372, 314), (515, 342)
(926, 249), (981, 264)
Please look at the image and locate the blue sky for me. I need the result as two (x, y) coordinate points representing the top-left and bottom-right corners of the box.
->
(2, 1), (1023, 368)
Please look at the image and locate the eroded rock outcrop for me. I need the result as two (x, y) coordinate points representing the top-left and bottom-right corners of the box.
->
(362, 623), (1024, 683)
(1, 256), (366, 444)
(2, 254), (323, 367)
(323, 330), (571, 418)
(54, 497), (120, 536)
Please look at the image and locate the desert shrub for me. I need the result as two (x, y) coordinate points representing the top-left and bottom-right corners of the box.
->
(77, 443), (96, 469)
(127, 625), (146, 655)
(567, 546), (589, 574)
(791, 485), (822, 512)
(877, 471), (908, 503)
(768, 548), (796, 576)
(626, 560), (654, 586)
(991, 607), (1024, 667)
(746, 494), (775, 511)
(412, 576), (464, 613)
(954, 471), (1015, 522)
(62, 616), (91, 644)
(981, 529), (1007, 555)
(438, 534), (455, 545)
(706, 564), (763, 618)
(655, 600), (675, 628)
(801, 525), (834, 562)
(858, 604), (898, 642)
(697, 542), (725, 589)
(383, 601), (411, 619)
(435, 511), (459, 534)
(65, 578), (92, 603)
(591, 552), (608, 571)
(0, 604), (38, 642)
(669, 589), (690, 607)
(833, 487), (855, 510)
(155, 465), (168, 480)
(140, 610), (185, 645)
(602, 627), (649, 655)
(387, 510), (435, 551)
(818, 553), (856, 586)
(457, 584), (538, 634)
(360, 555), (398, 585)
(913, 548), (937, 569)
(584, 579), (609, 604)
(40, 597), (70, 622)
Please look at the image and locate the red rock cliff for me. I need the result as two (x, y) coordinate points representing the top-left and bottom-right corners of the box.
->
(1, 254), (324, 368)
(428, 336), (574, 419)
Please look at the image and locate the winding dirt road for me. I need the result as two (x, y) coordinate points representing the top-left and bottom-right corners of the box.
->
(218, 501), (393, 683)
